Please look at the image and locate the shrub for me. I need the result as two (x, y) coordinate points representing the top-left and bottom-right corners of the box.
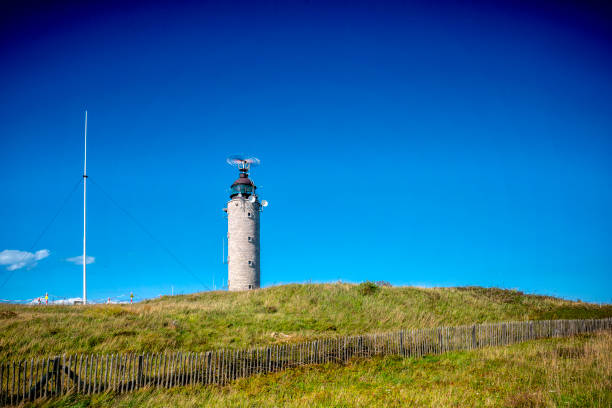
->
(0, 310), (17, 319)
(358, 281), (379, 296)
(265, 305), (278, 314)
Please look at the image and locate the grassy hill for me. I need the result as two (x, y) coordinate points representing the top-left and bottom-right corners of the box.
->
(1, 283), (611, 362)
(33, 331), (612, 408)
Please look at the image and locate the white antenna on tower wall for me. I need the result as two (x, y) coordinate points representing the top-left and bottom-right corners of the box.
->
(82, 110), (88, 305)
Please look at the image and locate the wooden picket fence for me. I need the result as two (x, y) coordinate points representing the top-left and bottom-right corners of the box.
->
(1, 317), (610, 405)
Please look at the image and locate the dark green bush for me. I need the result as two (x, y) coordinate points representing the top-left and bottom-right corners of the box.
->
(358, 281), (379, 296)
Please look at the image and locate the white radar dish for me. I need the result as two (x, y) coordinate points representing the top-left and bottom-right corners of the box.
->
(249, 195), (256, 203)
(261, 200), (268, 207)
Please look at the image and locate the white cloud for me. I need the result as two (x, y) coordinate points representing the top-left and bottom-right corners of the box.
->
(66, 255), (95, 265)
(0, 249), (50, 271)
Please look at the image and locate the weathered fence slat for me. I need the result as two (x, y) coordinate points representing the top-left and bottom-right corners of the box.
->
(94, 354), (100, 394)
(206, 351), (211, 385)
(169, 352), (175, 388)
(149, 353), (155, 388)
(158, 352), (164, 387)
(101, 354), (107, 392)
(1, 363), (5, 405)
(131, 353), (137, 392)
(126, 353), (131, 393)
(35, 359), (40, 400)
(20, 360), (26, 401)
(160, 352), (166, 388)
(168, 351), (174, 388)
(115, 354), (120, 392)
(150, 353), (155, 387)
(172, 352), (178, 388)
(122, 353), (128, 393)
(117, 354), (123, 394)
(118, 353), (124, 394)
(163, 352), (168, 388)
(148, 353), (153, 388)
(40, 360), (45, 400)
(176, 352), (182, 387)
(12, 362), (17, 405)
(145, 353), (157, 387)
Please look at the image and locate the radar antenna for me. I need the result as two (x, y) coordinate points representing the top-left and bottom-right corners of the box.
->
(226, 155), (260, 171)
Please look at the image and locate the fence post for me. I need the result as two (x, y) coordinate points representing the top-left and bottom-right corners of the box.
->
(94, 354), (99, 394)
(64, 355), (70, 395)
(116, 354), (122, 392)
(150, 353), (155, 387)
(216, 350), (221, 384)
(53, 357), (61, 396)
(205, 352), (211, 385)
(162, 352), (169, 388)
(214, 351), (219, 385)
(20, 359), (26, 401)
(1, 363), (4, 406)
(171, 352), (178, 388)
(16, 361), (21, 404)
(42, 359), (47, 399)
(0, 363), (4, 405)
(137, 355), (143, 389)
(131, 353), (138, 391)
(182, 352), (187, 386)
(103, 354), (109, 391)
(193, 352), (198, 385)
(220, 350), (225, 385)
(123, 354), (129, 394)
(141, 353), (147, 388)
(10, 361), (14, 405)
(108, 355), (114, 392)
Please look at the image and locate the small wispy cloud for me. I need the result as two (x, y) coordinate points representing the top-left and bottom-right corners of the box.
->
(66, 255), (95, 265)
(0, 249), (50, 271)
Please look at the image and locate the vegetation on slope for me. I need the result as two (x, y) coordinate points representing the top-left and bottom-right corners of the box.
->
(1, 283), (611, 361)
(32, 331), (612, 408)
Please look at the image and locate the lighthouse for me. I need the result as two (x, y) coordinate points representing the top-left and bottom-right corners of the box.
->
(224, 156), (267, 291)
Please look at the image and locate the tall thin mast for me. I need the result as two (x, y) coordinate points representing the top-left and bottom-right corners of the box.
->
(83, 110), (87, 305)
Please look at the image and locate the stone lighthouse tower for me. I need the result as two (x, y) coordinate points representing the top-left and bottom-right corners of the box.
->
(224, 156), (267, 291)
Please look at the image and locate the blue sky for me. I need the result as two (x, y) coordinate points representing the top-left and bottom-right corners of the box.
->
(1, 0), (611, 303)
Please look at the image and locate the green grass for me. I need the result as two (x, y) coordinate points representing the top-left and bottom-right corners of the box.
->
(31, 331), (612, 407)
(1, 283), (611, 361)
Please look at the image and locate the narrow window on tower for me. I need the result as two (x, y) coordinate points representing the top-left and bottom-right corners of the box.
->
(248, 236), (252, 242)
(248, 260), (253, 266)
(247, 212), (252, 217)
(248, 284), (253, 289)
